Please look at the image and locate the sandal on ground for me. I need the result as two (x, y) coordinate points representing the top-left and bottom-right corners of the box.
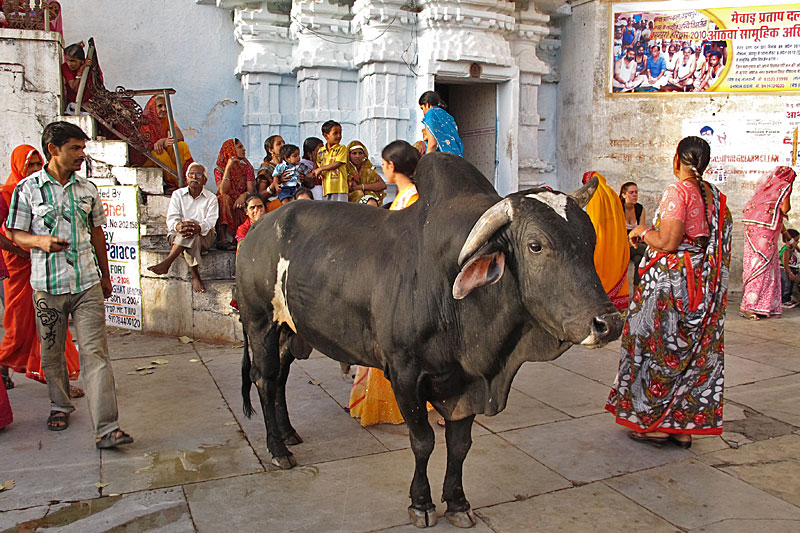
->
(95, 430), (134, 449)
(739, 311), (761, 321)
(69, 385), (85, 399)
(47, 410), (70, 431)
(669, 435), (692, 449)
(2, 374), (13, 390)
(627, 430), (668, 447)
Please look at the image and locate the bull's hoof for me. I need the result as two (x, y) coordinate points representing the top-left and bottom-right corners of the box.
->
(271, 454), (297, 469)
(283, 431), (304, 446)
(408, 506), (437, 528)
(445, 510), (477, 528)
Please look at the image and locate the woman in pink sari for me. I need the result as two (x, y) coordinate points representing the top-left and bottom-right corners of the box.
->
(741, 167), (796, 319)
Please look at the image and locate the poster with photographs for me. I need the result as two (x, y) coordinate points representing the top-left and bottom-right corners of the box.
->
(611, 2), (800, 94)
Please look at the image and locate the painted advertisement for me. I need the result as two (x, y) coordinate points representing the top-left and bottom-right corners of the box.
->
(611, 2), (800, 93)
(98, 186), (142, 330)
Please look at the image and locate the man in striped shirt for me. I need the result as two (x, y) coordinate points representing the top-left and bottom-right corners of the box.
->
(6, 121), (133, 449)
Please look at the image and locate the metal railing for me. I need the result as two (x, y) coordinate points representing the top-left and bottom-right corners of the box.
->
(74, 38), (185, 187)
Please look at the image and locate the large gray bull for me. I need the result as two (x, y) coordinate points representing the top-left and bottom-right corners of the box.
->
(237, 153), (622, 528)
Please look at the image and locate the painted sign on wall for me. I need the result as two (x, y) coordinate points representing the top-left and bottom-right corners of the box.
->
(611, 2), (800, 94)
(98, 186), (142, 330)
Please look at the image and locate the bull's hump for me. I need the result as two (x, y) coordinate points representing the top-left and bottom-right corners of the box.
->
(525, 191), (569, 221)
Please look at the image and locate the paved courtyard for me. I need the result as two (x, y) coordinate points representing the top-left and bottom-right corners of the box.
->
(1, 299), (800, 532)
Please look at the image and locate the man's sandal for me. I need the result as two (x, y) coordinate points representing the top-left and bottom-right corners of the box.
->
(69, 386), (85, 399)
(95, 430), (134, 449)
(47, 410), (70, 431)
(2, 374), (13, 390)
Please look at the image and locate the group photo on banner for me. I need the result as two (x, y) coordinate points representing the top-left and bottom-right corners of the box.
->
(611, 2), (800, 94)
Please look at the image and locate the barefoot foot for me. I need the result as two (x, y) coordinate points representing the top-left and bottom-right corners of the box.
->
(190, 276), (206, 293)
(148, 262), (170, 275)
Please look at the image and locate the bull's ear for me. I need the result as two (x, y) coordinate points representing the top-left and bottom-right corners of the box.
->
(568, 176), (599, 209)
(453, 245), (506, 300)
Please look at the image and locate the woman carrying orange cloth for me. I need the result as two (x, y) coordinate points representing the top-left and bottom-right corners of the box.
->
(139, 95), (194, 189)
(0, 145), (82, 395)
(215, 139), (255, 250)
(349, 141), (432, 426)
(582, 171), (630, 311)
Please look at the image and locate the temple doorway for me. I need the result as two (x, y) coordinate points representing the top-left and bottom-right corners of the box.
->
(435, 82), (498, 182)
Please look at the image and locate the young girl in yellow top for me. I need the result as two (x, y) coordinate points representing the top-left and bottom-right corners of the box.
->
(349, 140), (424, 425)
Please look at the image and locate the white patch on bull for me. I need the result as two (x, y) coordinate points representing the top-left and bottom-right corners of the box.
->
(275, 222), (283, 239)
(526, 191), (568, 221)
(272, 256), (297, 333)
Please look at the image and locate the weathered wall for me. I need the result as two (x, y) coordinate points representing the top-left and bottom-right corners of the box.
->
(0, 29), (61, 179)
(62, 0), (243, 181)
(558, 0), (800, 293)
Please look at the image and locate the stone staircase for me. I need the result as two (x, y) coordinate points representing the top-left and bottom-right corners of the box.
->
(62, 115), (241, 343)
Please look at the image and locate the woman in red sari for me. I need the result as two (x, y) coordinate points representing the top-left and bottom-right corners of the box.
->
(215, 139), (255, 249)
(606, 136), (732, 449)
(0, 145), (82, 395)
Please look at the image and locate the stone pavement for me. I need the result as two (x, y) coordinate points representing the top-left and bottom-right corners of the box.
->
(1, 301), (800, 532)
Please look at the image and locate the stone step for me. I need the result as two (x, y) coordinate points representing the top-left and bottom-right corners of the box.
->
(140, 249), (236, 281)
(85, 139), (130, 167)
(59, 114), (98, 139)
(141, 277), (241, 343)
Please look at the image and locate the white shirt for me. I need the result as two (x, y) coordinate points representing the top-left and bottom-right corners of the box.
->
(166, 186), (219, 236)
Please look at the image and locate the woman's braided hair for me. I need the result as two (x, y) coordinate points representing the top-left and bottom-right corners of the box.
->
(677, 136), (712, 235)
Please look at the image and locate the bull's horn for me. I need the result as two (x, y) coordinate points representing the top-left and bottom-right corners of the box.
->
(568, 175), (599, 209)
(457, 198), (513, 266)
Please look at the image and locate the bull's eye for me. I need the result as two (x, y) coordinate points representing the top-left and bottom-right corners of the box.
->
(528, 241), (542, 253)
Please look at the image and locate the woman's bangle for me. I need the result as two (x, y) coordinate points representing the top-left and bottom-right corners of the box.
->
(361, 184), (365, 191)
(641, 228), (652, 242)
(222, 177), (230, 181)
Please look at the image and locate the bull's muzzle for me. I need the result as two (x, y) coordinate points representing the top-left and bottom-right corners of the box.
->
(579, 312), (623, 347)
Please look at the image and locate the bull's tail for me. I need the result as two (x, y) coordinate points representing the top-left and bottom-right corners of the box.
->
(242, 327), (255, 418)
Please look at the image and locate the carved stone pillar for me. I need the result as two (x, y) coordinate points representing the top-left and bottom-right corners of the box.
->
(352, 0), (416, 152)
(291, 0), (357, 142)
(233, 4), (296, 156)
(510, 2), (551, 188)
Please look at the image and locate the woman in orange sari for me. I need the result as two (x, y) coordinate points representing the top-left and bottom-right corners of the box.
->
(0, 145), (82, 395)
(582, 171), (630, 310)
(349, 141), (429, 426)
(140, 95), (194, 189)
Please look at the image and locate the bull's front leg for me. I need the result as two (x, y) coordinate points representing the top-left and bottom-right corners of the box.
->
(392, 373), (437, 528)
(442, 415), (477, 528)
(251, 326), (297, 469)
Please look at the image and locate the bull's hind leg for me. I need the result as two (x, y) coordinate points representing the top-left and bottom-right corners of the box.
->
(275, 330), (302, 446)
(392, 373), (437, 528)
(247, 322), (296, 469)
(442, 415), (477, 528)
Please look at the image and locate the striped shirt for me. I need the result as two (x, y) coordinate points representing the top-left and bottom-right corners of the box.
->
(6, 169), (106, 295)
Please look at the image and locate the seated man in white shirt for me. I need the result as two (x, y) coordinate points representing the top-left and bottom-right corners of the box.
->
(148, 162), (219, 292)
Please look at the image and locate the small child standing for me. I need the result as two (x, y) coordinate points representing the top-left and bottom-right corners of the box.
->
(313, 120), (349, 202)
(781, 229), (800, 308)
(273, 143), (304, 205)
(300, 137), (324, 200)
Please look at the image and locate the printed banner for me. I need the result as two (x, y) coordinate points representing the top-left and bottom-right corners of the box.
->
(99, 186), (142, 330)
(611, 2), (800, 93)
(681, 112), (798, 183)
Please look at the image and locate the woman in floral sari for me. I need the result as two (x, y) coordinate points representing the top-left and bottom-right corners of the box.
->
(214, 139), (255, 249)
(606, 136), (732, 448)
(740, 166), (796, 319)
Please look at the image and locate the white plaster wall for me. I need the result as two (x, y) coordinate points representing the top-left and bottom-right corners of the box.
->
(62, 0), (243, 183)
(557, 0), (800, 293)
(0, 29), (61, 179)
